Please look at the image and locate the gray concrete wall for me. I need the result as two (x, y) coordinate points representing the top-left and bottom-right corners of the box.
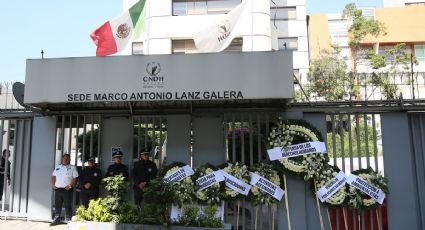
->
(381, 112), (420, 230)
(165, 115), (191, 165)
(27, 116), (57, 221)
(100, 117), (132, 176)
(192, 116), (225, 167)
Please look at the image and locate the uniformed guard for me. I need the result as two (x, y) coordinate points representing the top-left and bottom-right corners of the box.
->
(132, 150), (157, 206)
(79, 157), (102, 208)
(106, 151), (129, 180)
(51, 154), (78, 225)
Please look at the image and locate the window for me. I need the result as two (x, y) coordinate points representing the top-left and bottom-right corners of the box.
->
(406, 2), (425, 6)
(132, 42), (144, 55)
(172, 0), (241, 16)
(278, 38), (298, 50)
(172, 38), (242, 53)
(416, 45), (425, 63)
(270, 7), (296, 20)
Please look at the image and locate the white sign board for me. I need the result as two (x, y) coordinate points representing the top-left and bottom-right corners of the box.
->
(347, 174), (386, 204)
(316, 171), (347, 202)
(25, 52), (294, 104)
(267, 141), (327, 161)
(196, 171), (225, 192)
(250, 173), (284, 201)
(220, 170), (252, 196)
(163, 165), (194, 184)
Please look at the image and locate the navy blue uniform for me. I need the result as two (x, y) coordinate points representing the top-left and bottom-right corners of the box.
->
(132, 160), (157, 205)
(106, 163), (129, 180)
(79, 166), (102, 208)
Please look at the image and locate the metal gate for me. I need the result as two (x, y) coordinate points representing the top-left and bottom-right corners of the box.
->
(222, 112), (387, 230)
(0, 118), (33, 219)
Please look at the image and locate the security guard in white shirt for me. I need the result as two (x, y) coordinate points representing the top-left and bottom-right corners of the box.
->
(51, 154), (78, 225)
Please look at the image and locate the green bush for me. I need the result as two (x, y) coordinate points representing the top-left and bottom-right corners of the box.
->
(76, 175), (142, 224)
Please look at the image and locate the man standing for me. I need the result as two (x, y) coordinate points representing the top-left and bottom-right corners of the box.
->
(132, 150), (157, 206)
(106, 151), (129, 180)
(79, 158), (102, 208)
(51, 154), (78, 225)
(0, 150), (11, 201)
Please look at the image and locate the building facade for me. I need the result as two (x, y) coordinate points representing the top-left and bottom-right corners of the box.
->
(308, 4), (425, 100)
(123, 0), (309, 83)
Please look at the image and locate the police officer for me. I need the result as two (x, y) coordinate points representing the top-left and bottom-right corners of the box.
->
(79, 158), (102, 208)
(106, 151), (129, 180)
(132, 150), (157, 206)
(0, 150), (11, 201)
(51, 154), (78, 225)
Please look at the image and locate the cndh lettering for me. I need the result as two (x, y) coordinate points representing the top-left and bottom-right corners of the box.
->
(143, 76), (163, 82)
(218, 32), (230, 42)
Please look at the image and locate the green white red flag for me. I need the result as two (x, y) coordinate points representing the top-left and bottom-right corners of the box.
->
(90, 0), (147, 56)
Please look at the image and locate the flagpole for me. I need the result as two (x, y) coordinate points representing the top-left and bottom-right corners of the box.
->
(146, 0), (151, 55)
(250, 0), (253, 52)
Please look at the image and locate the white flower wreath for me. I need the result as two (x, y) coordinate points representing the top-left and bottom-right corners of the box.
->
(268, 118), (328, 180)
(164, 164), (196, 206)
(249, 162), (282, 206)
(314, 165), (347, 207)
(221, 162), (250, 200)
(347, 167), (388, 209)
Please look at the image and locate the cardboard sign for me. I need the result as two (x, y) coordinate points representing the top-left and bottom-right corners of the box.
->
(267, 141), (327, 161)
(220, 170), (252, 196)
(250, 173), (284, 201)
(196, 171), (225, 191)
(347, 174), (386, 204)
(317, 171), (347, 202)
(164, 165), (194, 184)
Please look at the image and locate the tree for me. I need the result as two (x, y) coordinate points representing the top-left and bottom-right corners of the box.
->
(343, 3), (386, 100)
(326, 123), (380, 158)
(365, 43), (412, 99)
(305, 46), (350, 101)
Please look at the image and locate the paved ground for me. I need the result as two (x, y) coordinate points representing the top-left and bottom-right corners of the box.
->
(0, 219), (67, 230)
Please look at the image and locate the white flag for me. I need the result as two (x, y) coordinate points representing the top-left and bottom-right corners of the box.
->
(194, 0), (248, 53)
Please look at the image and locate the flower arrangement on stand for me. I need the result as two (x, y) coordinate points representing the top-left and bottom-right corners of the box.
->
(193, 164), (223, 205)
(346, 167), (388, 209)
(219, 162), (250, 201)
(267, 118), (328, 181)
(313, 165), (347, 207)
(248, 162), (283, 206)
(161, 162), (196, 207)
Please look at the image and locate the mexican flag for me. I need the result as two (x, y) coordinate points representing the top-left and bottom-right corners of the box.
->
(90, 0), (147, 56)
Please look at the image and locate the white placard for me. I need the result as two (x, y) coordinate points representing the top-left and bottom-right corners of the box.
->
(250, 173), (284, 201)
(196, 171), (225, 192)
(267, 141), (327, 161)
(220, 170), (252, 196)
(163, 165), (194, 184)
(317, 171), (347, 202)
(347, 174), (386, 204)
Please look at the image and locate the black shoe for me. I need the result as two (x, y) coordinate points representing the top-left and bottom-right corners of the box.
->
(50, 217), (61, 226)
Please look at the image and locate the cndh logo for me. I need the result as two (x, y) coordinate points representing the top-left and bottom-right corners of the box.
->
(217, 20), (230, 43)
(143, 62), (164, 86)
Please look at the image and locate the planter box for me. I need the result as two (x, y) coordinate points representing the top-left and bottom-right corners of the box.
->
(67, 221), (231, 230)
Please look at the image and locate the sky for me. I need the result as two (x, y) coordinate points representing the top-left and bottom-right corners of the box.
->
(0, 0), (383, 83)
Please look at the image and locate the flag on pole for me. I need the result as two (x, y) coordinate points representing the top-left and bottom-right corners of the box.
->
(90, 0), (147, 56)
(194, 0), (248, 53)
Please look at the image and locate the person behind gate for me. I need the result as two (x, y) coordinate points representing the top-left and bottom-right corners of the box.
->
(79, 157), (102, 208)
(51, 154), (78, 224)
(132, 150), (157, 206)
(106, 151), (129, 180)
(0, 149), (11, 201)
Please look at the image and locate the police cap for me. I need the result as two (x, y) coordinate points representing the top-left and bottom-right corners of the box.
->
(112, 151), (124, 158)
